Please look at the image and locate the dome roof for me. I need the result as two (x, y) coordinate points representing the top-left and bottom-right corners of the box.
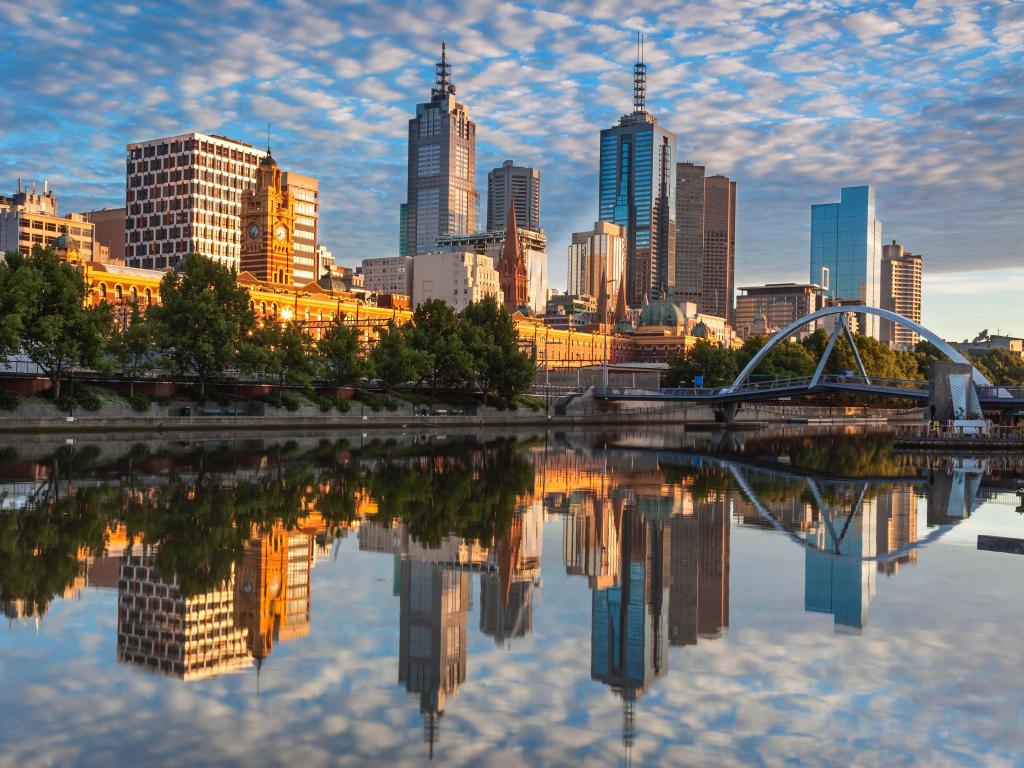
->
(52, 232), (79, 251)
(691, 320), (709, 338)
(613, 318), (634, 334)
(260, 151), (278, 168)
(638, 297), (684, 327)
(515, 303), (533, 318)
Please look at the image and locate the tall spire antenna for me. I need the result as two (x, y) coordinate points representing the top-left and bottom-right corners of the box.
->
(433, 40), (452, 99)
(633, 30), (647, 113)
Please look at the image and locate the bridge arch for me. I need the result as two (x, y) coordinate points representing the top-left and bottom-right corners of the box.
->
(728, 306), (991, 390)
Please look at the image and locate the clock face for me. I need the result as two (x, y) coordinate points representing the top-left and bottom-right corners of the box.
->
(274, 224), (288, 242)
(247, 224), (261, 240)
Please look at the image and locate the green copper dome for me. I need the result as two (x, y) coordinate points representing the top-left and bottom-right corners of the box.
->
(691, 320), (709, 338)
(52, 232), (79, 251)
(613, 318), (634, 334)
(638, 297), (684, 327)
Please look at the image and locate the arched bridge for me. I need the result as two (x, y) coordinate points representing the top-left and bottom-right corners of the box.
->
(594, 306), (1024, 410)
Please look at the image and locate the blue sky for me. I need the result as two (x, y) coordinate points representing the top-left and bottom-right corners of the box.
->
(1, 0), (1021, 340)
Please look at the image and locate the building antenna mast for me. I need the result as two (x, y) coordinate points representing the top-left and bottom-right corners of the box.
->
(633, 30), (647, 112)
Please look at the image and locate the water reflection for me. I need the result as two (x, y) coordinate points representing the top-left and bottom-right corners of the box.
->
(2, 430), (1023, 762)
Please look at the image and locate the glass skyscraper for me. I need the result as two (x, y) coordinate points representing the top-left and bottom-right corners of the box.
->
(598, 52), (676, 308)
(809, 185), (882, 338)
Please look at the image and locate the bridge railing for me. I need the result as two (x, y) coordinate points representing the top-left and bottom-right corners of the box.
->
(976, 385), (1024, 400)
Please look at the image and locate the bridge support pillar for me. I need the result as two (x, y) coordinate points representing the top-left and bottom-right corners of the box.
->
(713, 402), (739, 425)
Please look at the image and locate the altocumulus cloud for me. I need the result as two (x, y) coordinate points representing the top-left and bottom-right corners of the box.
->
(0, 0), (1021, 334)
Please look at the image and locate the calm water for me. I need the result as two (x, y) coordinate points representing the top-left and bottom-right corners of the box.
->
(1, 428), (1023, 767)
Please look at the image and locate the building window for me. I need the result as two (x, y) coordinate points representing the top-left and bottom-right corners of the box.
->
(417, 145), (440, 177)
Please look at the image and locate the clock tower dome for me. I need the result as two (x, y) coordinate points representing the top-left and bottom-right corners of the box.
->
(240, 149), (296, 284)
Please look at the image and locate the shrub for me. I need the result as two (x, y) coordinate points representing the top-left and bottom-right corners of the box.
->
(0, 389), (19, 411)
(126, 392), (152, 412)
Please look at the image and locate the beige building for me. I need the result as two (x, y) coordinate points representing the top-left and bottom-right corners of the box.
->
(125, 132), (266, 271)
(436, 228), (548, 313)
(283, 172), (318, 285)
(0, 181), (96, 259)
(735, 283), (827, 339)
(412, 250), (499, 311)
(362, 255), (414, 296)
(80, 207), (126, 263)
(880, 241), (922, 349)
(316, 244), (335, 278)
(567, 221), (626, 306)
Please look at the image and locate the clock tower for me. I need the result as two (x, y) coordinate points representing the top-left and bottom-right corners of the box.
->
(240, 149), (295, 284)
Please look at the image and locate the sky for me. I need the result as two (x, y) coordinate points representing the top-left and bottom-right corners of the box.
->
(1, 0), (1021, 341)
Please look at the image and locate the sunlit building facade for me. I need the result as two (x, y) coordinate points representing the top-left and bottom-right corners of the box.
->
(880, 240), (922, 350)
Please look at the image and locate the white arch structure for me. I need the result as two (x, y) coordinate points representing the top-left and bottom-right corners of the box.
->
(728, 305), (991, 391)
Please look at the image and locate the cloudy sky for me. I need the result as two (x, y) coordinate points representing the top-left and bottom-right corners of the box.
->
(1, 0), (1021, 339)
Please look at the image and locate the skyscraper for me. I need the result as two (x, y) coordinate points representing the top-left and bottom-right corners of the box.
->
(810, 185), (883, 338)
(125, 132), (266, 271)
(487, 160), (540, 231)
(673, 163), (736, 322)
(880, 240), (922, 349)
(567, 220), (627, 303)
(282, 171), (318, 285)
(406, 43), (477, 256)
(598, 38), (676, 308)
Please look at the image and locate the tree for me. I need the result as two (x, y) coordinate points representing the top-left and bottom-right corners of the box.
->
(970, 348), (1024, 386)
(0, 247), (112, 400)
(800, 327), (855, 374)
(368, 321), (428, 393)
(108, 302), (155, 397)
(317, 318), (365, 387)
(666, 339), (738, 387)
(148, 253), (253, 397)
(460, 296), (534, 404)
(242, 319), (315, 391)
(0, 254), (25, 366)
(408, 298), (474, 398)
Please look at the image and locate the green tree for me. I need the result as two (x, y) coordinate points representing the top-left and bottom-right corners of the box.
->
(408, 298), (474, 397)
(734, 335), (817, 382)
(369, 321), (428, 393)
(666, 339), (737, 387)
(317, 318), (365, 387)
(0, 247), (112, 400)
(460, 296), (534, 404)
(0, 255), (24, 366)
(242, 319), (315, 391)
(108, 302), (155, 397)
(800, 327), (855, 374)
(148, 253), (254, 397)
(970, 348), (1024, 385)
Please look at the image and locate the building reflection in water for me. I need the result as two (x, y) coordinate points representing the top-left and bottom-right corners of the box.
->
(668, 500), (730, 647)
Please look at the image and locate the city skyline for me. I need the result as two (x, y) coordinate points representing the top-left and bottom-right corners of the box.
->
(1, 2), (1021, 338)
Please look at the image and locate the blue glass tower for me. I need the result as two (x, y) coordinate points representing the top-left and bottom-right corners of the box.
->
(599, 44), (676, 308)
(809, 185), (882, 337)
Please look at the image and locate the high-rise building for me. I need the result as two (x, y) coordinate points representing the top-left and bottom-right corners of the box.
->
(567, 220), (627, 305)
(673, 163), (736, 323)
(125, 132), (266, 271)
(598, 44), (676, 308)
(239, 151), (295, 284)
(880, 240), (922, 349)
(361, 255), (413, 296)
(0, 180), (96, 259)
(282, 172), (318, 285)
(316, 243), (335, 278)
(399, 202), (408, 257)
(406, 43), (477, 256)
(734, 283), (827, 339)
(487, 160), (540, 231)
(809, 185), (883, 338)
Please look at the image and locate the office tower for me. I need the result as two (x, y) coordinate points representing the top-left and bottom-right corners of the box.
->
(809, 185), (883, 338)
(567, 220), (627, 304)
(282, 172), (318, 285)
(240, 150), (295, 284)
(406, 43), (477, 255)
(316, 244), (335, 278)
(673, 163), (736, 323)
(398, 559), (468, 757)
(399, 202), (408, 256)
(116, 555), (251, 680)
(496, 202), (528, 309)
(0, 181), (96, 259)
(598, 42), (676, 308)
(668, 502), (730, 647)
(880, 240), (922, 349)
(79, 207), (127, 262)
(487, 160), (540, 231)
(734, 283), (827, 339)
(362, 255), (414, 296)
(436, 226), (548, 313)
(125, 132), (266, 271)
